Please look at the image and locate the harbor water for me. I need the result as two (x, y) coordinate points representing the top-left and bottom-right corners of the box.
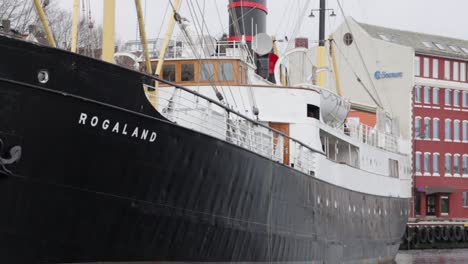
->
(396, 249), (468, 263)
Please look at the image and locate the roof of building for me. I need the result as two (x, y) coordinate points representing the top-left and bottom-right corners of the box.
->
(358, 22), (468, 60)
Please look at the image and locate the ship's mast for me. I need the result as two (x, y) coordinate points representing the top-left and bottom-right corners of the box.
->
(102, 0), (116, 63)
(316, 0), (326, 88)
(70, 0), (80, 53)
(135, 0), (152, 74)
(32, 0), (56, 48)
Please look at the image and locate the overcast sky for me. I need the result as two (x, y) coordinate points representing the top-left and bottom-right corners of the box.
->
(57, 0), (468, 45)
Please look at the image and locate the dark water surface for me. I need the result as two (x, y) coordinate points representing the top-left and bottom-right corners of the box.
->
(396, 249), (468, 264)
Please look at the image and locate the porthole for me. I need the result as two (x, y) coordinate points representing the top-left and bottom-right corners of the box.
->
(38, 70), (49, 84)
(343, 32), (354, 46)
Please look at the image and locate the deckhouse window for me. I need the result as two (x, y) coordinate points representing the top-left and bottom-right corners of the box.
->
(181, 64), (195, 81)
(162, 64), (176, 82)
(200, 63), (215, 81)
(219, 63), (234, 81)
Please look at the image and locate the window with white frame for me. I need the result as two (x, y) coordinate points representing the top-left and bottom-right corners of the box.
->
(433, 59), (439, 78)
(454, 154), (460, 176)
(463, 192), (468, 207)
(423, 58), (430, 77)
(414, 57), (421, 76)
(415, 152), (421, 175)
(445, 89), (451, 106)
(414, 86), (421, 103)
(454, 61), (459, 81)
(433, 88), (439, 104)
(415, 117), (421, 138)
(424, 86), (430, 104)
(454, 90), (460, 106)
(445, 119), (451, 140)
(463, 121), (468, 141)
(424, 117), (430, 139)
(444, 60), (451, 80)
(433, 118), (439, 139)
(461, 62), (466, 82)
(454, 120), (460, 141)
(463, 92), (468, 107)
(424, 153), (430, 175)
(433, 153), (439, 175)
(463, 155), (468, 175)
(445, 154), (452, 176)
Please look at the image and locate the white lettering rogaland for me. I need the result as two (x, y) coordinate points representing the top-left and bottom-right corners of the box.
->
(78, 113), (157, 142)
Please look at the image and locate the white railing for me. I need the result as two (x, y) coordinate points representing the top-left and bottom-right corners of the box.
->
(145, 84), (320, 175)
(345, 121), (399, 153)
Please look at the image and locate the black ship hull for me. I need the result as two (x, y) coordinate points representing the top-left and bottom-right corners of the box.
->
(0, 36), (408, 263)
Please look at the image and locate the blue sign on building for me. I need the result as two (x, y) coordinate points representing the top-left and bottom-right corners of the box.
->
(374, 71), (403, 80)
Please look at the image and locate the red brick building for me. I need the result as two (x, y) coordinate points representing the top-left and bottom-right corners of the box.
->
(413, 46), (468, 219)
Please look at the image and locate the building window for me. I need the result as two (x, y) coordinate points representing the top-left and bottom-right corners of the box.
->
(424, 86), (430, 104)
(415, 152), (421, 175)
(436, 43), (446, 50)
(423, 57), (430, 77)
(414, 86), (421, 103)
(441, 196), (449, 216)
(454, 120), (460, 141)
(433, 59), (439, 78)
(432, 88), (439, 104)
(433, 118), (439, 140)
(445, 89), (451, 106)
(445, 154), (452, 176)
(414, 57), (421, 76)
(463, 121), (468, 141)
(200, 63), (215, 81)
(463, 155), (468, 175)
(461, 63), (466, 82)
(424, 117), (430, 139)
(433, 153), (439, 175)
(415, 192), (421, 215)
(424, 153), (430, 175)
(463, 192), (468, 207)
(463, 92), (468, 107)
(445, 119), (451, 141)
(219, 63), (234, 81)
(454, 90), (460, 107)
(415, 117), (421, 138)
(181, 64), (195, 81)
(454, 61), (459, 81)
(454, 154), (460, 176)
(444, 60), (451, 80)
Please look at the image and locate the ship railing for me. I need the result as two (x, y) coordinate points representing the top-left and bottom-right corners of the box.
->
(144, 83), (323, 175)
(345, 121), (399, 153)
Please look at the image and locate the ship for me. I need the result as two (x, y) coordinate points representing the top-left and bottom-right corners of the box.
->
(0, 0), (411, 263)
